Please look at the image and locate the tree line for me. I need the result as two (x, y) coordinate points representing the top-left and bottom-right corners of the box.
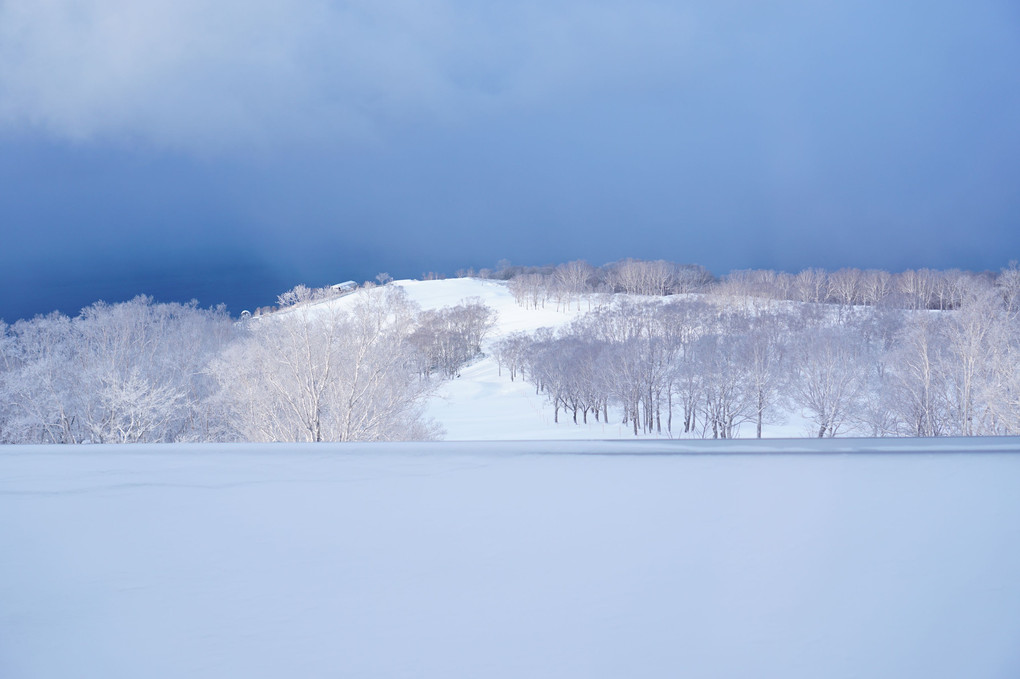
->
(0, 288), (492, 444)
(479, 258), (1020, 314)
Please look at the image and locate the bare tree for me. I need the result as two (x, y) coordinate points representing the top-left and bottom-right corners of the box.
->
(794, 268), (828, 304)
(789, 327), (870, 437)
(673, 264), (715, 294)
(554, 260), (596, 310)
(998, 261), (1020, 317)
(827, 268), (863, 307)
(695, 331), (754, 439)
(212, 288), (438, 442)
(742, 314), (791, 438)
(983, 315), (1020, 434)
(2, 312), (82, 443)
(896, 269), (937, 310)
(493, 332), (530, 382)
(940, 289), (1005, 435)
(885, 314), (948, 437)
(608, 259), (677, 296)
(508, 273), (550, 310)
(1, 298), (233, 444)
(409, 299), (496, 379)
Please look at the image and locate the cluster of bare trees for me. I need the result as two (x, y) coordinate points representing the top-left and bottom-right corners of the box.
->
(501, 300), (793, 437)
(507, 259), (715, 311)
(407, 299), (496, 379)
(879, 289), (1020, 436)
(0, 288), (494, 444)
(501, 259), (1020, 314)
(0, 297), (235, 444)
(507, 283), (1020, 438)
(712, 264), (1020, 312)
(211, 288), (445, 442)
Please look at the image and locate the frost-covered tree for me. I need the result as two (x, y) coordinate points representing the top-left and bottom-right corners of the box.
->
(409, 299), (495, 379)
(695, 331), (753, 439)
(827, 268), (863, 307)
(0, 321), (12, 443)
(896, 269), (938, 311)
(741, 314), (791, 438)
(553, 260), (596, 310)
(789, 327), (871, 437)
(608, 259), (677, 296)
(278, 284), (314, 307)
(860, 269), (893, 307)
(983, 316), (1020, 433)
(997, 261), (1020, 317)
(508, 273), (550, 310)
(0, 298), (233, 444)
(1, 312), (81, 443)
(940, 289), (1003, 435)
(211, 287), (439, 442)
(794, 268), (828, 304)
(493, 332), (530, 382)
(885, 314), (948, 437)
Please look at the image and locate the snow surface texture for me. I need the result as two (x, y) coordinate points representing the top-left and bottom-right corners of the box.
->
(3, 439), (1020, 678)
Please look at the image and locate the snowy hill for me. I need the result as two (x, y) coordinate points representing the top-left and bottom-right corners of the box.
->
(312, 278), (808, 440)
(398, 279), (616, 440)
(323, 278), (643, 439)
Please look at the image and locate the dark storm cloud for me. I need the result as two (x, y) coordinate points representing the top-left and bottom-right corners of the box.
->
(0, 0), (699, 148)
(1, 1), (1018, 319)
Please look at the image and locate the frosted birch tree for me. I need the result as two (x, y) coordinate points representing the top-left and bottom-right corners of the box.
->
(790, 327), (870, 437)
(211, 288), (438, 442)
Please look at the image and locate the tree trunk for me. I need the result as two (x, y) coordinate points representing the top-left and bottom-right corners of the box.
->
(667, 391), (673, 435)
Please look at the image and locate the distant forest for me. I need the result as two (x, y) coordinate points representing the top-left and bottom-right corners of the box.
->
(1, 259), (1018, 443)
(463, 258), (1016, 312)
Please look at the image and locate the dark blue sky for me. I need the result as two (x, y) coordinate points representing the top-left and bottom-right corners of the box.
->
(2, 1), (1019, 320)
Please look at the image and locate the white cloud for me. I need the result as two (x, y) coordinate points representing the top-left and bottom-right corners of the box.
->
(0, 0), (696, 152)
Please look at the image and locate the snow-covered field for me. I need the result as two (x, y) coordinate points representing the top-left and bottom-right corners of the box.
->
(3, 439), (1020, 678)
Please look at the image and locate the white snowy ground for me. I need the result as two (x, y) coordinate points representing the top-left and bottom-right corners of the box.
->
(3, 439), (1020, 678)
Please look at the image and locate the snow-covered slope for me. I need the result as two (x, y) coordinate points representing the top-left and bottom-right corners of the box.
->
(3, 440), (1020, 679)
(322, 278), (808, 440)
(397, 279), (622, 440)
(274, 278), (605, 439)
(394, 278), (586, 335)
